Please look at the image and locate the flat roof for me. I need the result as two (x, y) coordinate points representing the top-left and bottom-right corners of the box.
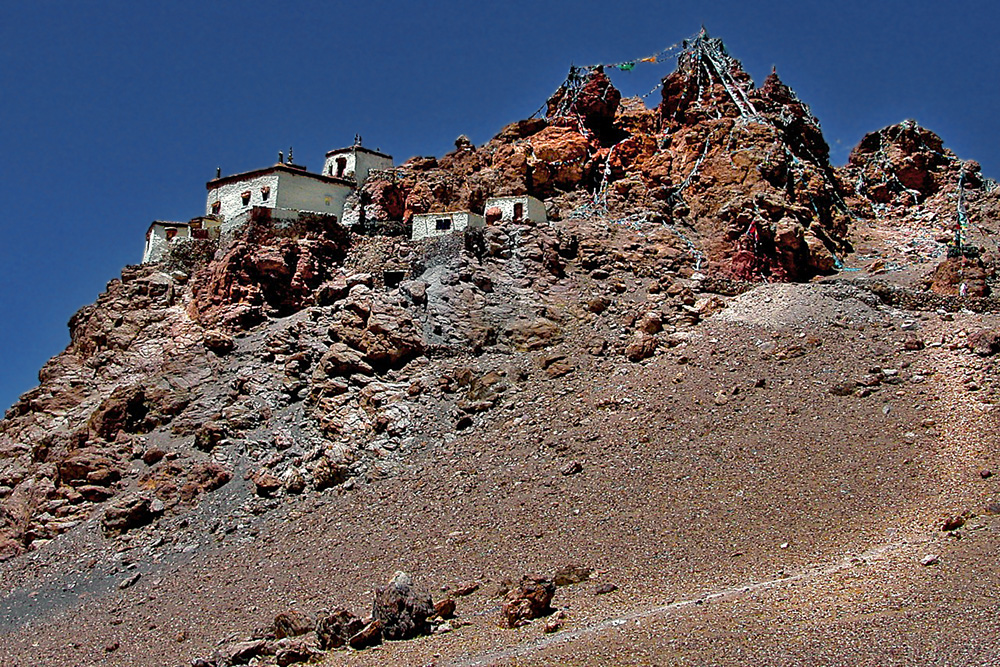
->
(484, 194), (543, 202)
(412, 210), (480, 218)
(147, 220), (189, 231)
(206, 164), (354, 190)
(325, 146), (393, 160)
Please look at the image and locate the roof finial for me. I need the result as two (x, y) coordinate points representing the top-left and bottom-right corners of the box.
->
(278, 151), (284, 164)
(354, 133), (363, 147)
(216, 166), (221, 179)
(288, 146), (294, 164)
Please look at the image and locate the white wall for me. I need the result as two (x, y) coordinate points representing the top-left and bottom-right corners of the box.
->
(322, 149), (393, 186)
(206, 172), (281, 222)
(484, 195), (547, 224)
(411, 211), (485, 240)
(274, 171), (351, 221)
(142, 223), (190, 263)
(207, 170), (351, 228)
(353, 151), (393, 186)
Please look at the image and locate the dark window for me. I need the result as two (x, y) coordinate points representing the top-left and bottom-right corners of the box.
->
(241, 190), (251, 205)
(211, 201), (221, 214)
(513, 202), (524, 221)
(336, 157), (348, 178)
(383, 270), (406, 288)
(435, 218), (452, 231)
(260, 186), (270, 201)
(165, 228), (178, 241)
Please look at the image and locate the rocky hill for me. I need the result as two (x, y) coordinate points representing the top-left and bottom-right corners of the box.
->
(2, 30), (1000, 667)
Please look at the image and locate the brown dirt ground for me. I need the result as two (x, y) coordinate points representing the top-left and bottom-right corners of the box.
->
(1, 280), (998, 666)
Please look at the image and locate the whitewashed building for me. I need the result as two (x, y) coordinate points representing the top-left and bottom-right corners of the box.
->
(411, 211), (485, 241)
(205, 163), (355, 231)
(142, 217), (221, 263)
(145, 143), (396, 264)
(483, 195), (547, 224)
(323, 146), (394, 184)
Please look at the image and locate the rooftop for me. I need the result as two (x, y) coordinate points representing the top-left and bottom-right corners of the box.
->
(325, 145), (393, 159)
(206, 163), (355, 190)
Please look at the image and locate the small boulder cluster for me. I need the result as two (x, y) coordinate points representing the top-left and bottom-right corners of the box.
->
(193, 571), (456, 666)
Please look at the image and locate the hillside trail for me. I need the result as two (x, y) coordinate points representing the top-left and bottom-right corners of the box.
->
(443, 317), (996, 667)
(445, 534), (926, 667)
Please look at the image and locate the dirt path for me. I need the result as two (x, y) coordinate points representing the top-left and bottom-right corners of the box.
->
(446, 537), (925, 667)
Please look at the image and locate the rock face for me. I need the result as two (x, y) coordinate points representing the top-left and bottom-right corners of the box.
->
(372, 571), (435, 640)
(847, 120), (955, 204)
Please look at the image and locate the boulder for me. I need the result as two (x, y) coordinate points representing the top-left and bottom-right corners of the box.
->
(501, 576), (556, 627)
(315, 608), (364, 649)
(625, 332), (657, 361)
(101, 493), (156, 534)
(273, 610), (315, 639)
(373, 571), (435, 640)
(58, 451), (119, 486)
(312, 343), (373, 379)
(348, 620), (383, 650)
(275, 637), (322, 666)
(203, 329), (235, 354)
(434, 598), (456, 619)
(969, 329), (1000, 356)
(252, 471), (282, 498)
(553, 565), (592, 586)
(217, 639), (266, 665)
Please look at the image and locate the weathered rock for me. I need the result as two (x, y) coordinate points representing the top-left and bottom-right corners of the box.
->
(505, 318), (561, 351)
(194, 421), (227, 452)
(501, 576), (555, 627)
(313, 342), (373, 379)
(625, 332), (657, 361)
(553, 564), (592, 586)
(434, 598), (456, 619)
(58, 451), (119, 486)
(968, 329), (1000, 356)
(219, 639), (266, 665)
(829, 381), (858, 397)
(942, 515), (966, 532)
(101, 493), (155, 534)
(560, 460), (583, 476)
(348, 620), (383, 650)
(275, 637), (322, 666)
(453, 582), (479, 597)
(203, 329), (235, 354)
(547, 68), (621, 137)
(252, 471), (283, 498)
(273, 610), (315, 639)
(315, 608), (364, 649)
(373, 571), (435, 640)
(927, 256), (990, 297)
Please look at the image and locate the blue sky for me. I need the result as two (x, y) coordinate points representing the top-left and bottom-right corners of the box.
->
(1, 0), (998, 411)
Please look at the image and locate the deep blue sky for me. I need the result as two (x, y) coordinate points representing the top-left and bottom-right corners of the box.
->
(2, 0), (998, 411)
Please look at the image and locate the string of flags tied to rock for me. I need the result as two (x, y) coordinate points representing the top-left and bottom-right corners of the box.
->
(537, 28), (996, 277)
